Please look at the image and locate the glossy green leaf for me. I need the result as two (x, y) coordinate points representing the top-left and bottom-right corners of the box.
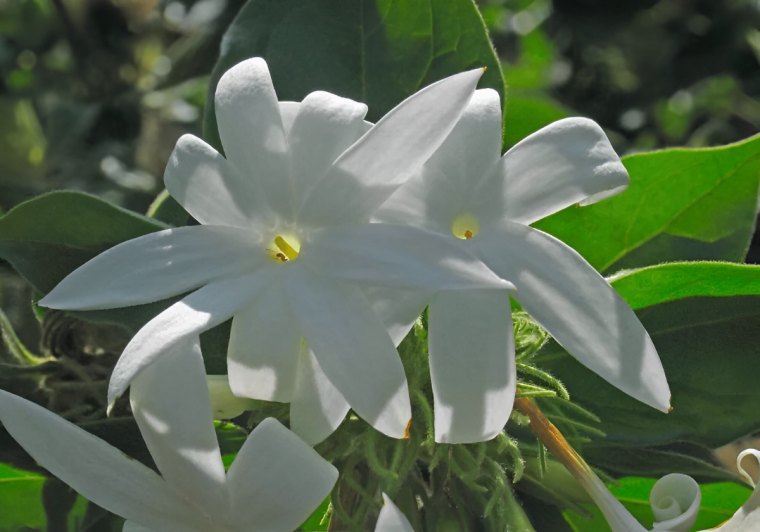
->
(204, 0), (505, 149)
(535, 134), (760, 274)
(539, 263), (760, 447)
(0, 463), (47, 530)
(564, 477), (751, 531)
(0, 191), (166, 294)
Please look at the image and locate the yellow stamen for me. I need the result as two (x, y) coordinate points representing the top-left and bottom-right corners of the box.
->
(451, 213), (480, 240)
(267, 233), (301, 263)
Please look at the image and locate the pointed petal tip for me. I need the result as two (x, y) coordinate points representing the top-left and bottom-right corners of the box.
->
(106, 401), (116, 417)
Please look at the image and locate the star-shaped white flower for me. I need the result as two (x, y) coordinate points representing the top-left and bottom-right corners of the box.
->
(375, 88), (671, 443)
(40, 58), (511, 441)
(0, 337), (337, 531)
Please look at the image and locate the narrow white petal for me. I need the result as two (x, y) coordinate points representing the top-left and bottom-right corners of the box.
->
(40, 226), (264, 311)
(376, 493), (414, 532)
(226, 418), (338, 530)
(290, 348), (350, 445)
(108, 270), (277, 405)
(299, 68), (484, 225)
(305, 224), (513, 291)
(0, 390), (198, 530)
(497, 117), (629, 225)
(429, 290), (516, 443)
(288, 91), (369, 210)
(578, 473), (647, 532)
(130, 337), (227, 515)
(286, 269), (411, 439)
(215, 58), (291, 217)
(708, 450), (760, 531)
(475, 221), (670, 412)
(227, 283), (301, 402)
(206, 375), (255, 419)
(375, 89), (502, 233)
(164, 134), (273, 228)
(649, 473), (700, 531)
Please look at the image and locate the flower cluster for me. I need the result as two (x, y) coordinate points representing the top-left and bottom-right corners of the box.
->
(0, 57), (671, 530)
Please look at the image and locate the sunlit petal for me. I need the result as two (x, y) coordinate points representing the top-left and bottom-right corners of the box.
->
(429, 290), (516, 443)
(226, 418), (338, 530)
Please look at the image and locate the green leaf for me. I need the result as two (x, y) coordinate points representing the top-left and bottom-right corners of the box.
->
(564, 477), (751, 531)
(0, 191), (166, 294)
(609, 261), (760, 309)
(204, 0), (505, 149)
(535, 134), (760, 274)
(539, 263), (760, 447)
(0, 463), (47, 530)
(503, 94), (571, 148)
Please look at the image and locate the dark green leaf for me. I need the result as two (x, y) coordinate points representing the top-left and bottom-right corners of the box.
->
(204, 0), (505, 149)
(0, 191), (166, 293)
(584, 442), (738, 483)
(535, 134), (760, 274)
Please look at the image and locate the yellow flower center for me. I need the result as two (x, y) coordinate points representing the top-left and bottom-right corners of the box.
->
(451, 213), (480, 240)
(268, 233), (301, 262)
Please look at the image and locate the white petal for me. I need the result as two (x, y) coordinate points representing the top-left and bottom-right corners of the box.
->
(226, 418), (338, 530)
(215, 58), (291, 217)
(305, 223), (513, 291)
(108, 270), (277, 406)
(39, 226), (264, 311)
(164, 134), (273, 228)
(376, 493), (414, 532)
(206, 375), (255, 419)
(475, 221), (670, 412)
(130, 336), (227, 515)
(428, 290), (516, 443)
(227, 282), (301, 402)
(0, 390), (198, 530)
(366, 287), (430, 346)
(290, 348), (350, 445)
(578, 472), (647, 532)
(288, 91), (369, 210)
(285, 269), (411, 439)
(497, 117), (629, 225)
(649, 473), (700, 531)
(279, 101), (300, 136)
(299, 68), (484, 225)
(375, 89), (502, 233)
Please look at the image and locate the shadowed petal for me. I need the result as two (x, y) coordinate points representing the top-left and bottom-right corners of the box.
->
(130, 336), (227, 515)
(429, 290), (516, 443)
(227, 282), (301, 402)
(305, 224), (512, 291)
(108, 269), (277, 406)
(497, 118), (629, 225)
(288, 91), (369, 210)
(475, 221), (670, 412)
(40, 226), (264, 311)
(226, 418), (338, 530)
(290, 348), (350, 445)
(286, 268), (411, 439)
(164, 134), (273, 229)
(0, 390), (198, 530)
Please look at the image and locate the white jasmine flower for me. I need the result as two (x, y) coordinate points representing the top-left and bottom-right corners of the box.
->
(0, 337), (337, 531)
(40, 58), (511, 441)
(375, 89), (671, 443)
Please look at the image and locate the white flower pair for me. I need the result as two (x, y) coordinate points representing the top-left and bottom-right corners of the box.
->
(0, 56), (672, 530)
